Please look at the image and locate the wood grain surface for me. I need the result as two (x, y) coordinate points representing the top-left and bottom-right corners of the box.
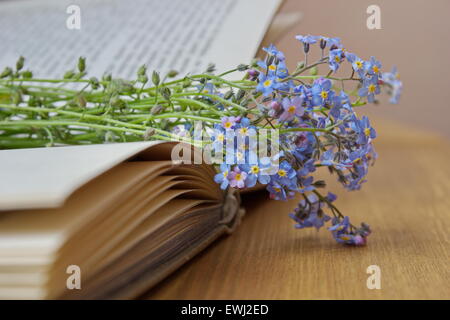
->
(144, 118), (450, 299)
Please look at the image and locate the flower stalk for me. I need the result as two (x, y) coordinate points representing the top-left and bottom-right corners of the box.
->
(0, 36), (402, 246)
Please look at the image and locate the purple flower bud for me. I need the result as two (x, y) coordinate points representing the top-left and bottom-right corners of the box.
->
(353, 235), (367, 246)
(269, 100), (281, 111)
(247, 69), (259, 77)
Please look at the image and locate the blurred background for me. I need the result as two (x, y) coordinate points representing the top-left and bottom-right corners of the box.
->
(276, 0), (450, 139)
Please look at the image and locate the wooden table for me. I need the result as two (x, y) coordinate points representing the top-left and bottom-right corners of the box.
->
(144, 0), (450, 300)
(144, 118), (450, 299)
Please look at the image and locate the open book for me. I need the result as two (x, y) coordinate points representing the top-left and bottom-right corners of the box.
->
(0, 0), (302, 299)
(0, 142), (244, 299)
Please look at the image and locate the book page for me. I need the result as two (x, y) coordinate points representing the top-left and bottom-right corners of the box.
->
(0, 141), (160, 210)
(0, 0), (281, 79)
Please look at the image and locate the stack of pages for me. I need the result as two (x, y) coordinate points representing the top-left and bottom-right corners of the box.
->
(0, 142), (244, 299)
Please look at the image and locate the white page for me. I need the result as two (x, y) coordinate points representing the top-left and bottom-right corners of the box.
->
(0, 0), (281, 79)
(0, 141), (160, 210)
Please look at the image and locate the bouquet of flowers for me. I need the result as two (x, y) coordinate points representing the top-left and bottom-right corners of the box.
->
(0, 35), (402, 245)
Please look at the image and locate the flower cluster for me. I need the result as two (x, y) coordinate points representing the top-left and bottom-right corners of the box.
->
(0, 35), (401, 246)
(209, 36), (402, 245)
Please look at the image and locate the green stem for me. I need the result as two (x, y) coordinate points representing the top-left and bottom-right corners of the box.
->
(0, 119), (145, 135)
(120, 112), (221, 123)
(172, 92), (250, 113)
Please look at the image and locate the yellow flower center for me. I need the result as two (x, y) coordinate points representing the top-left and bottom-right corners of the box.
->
(288, 105), (296, 113)
(355, 61), (363, 68)
(243, 144), (249, 150)
(235, 173), (242, 181)
(320, 90), (328, 99)
(278, 169), (287, 177)
(334, 56), (340, 63)
(263, 79), (272, 87)
(240, 127), (248, 135)
(368, 84), (376, 93)
(217, 134), (224, 142)
(224, 121), (232, 129)
(364, 127), (371, 137)
(223, 170), (228, 178)
(372, 66), (379, 73)
(251, 165), (259, 174)
(268, 65), (276, 71)
(274, 187), (281, 193)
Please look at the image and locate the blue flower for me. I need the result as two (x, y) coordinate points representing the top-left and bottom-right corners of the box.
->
(295, 34), (318, 44)
(354, 116), (377, 144)
(358, 76), (380, 103)
(267, 181), (290, 200)
(256, 73), (277, 96)
(329, 92), (351, 119)
(297, 158), (316, 177)
(328, 216), (368, 245)
(294, 84), (313, 109)
(258, 60), (290, 80)
(279, 96), (304, 122)
(292, 132), (315, 162)
(320, 148), (335, 167)
(241, 157), (271, 187)
(210, 124), (226, 150)
(214, 163), (230, 190)
(296, 34), (318, 54)
(328, 217), (359, 244)
(289, 194), (331, 230)
(263, 44), (285, 62)
(297, 175), (315, 193)
(329, 216), (350, 233)
(337, 146), (372, 191)
(274, 61), (290, 79)
(226, 142), (245, 165)
(326, 192), (337, 202)
(197, 82), (215, 95)
(327, 37), (342, 48)
(381, 66), (402, 104)
(328, 49), (344, 72)
(345, 52), (366, 78)
(236, 117), (256, 136)
(221, 116), (240, 130)
(365, 56), (382, 76)
(312, 78), (334, 106)
(290, 210), (331, 230)
(228, 166), (247, 189)
(320, 148), (349, 170)
(274, 160), (297, 187)
(257, 60), (278, 76)
(171, 123), (192, 138)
